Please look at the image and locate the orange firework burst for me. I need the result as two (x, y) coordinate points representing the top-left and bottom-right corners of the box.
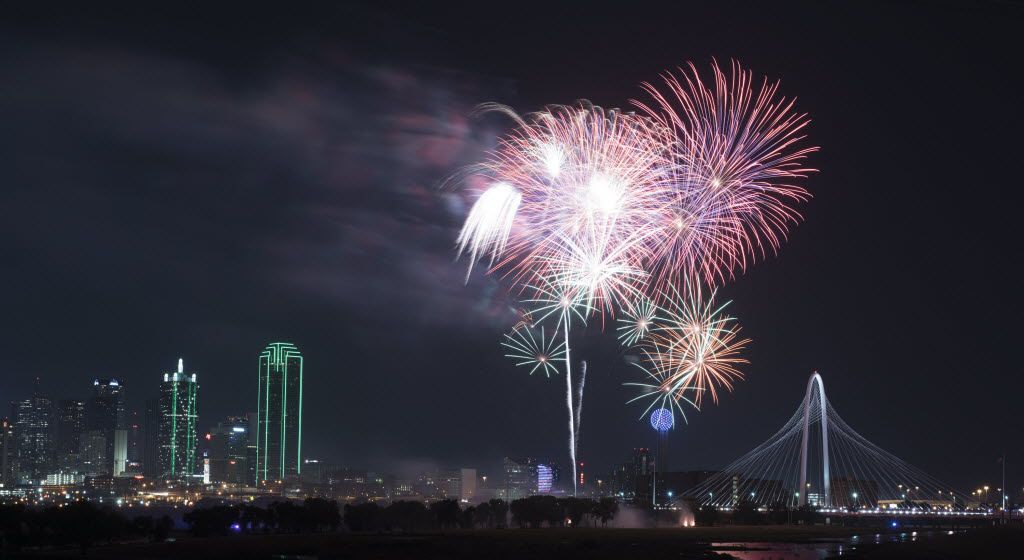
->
(625, 283), (750, 421)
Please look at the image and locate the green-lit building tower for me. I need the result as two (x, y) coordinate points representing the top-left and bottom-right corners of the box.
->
(256, 342), (303, 484)
(158, 358), (198, 480)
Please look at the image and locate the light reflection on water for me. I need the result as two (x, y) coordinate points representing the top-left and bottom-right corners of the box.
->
(710, 530), (959, 560)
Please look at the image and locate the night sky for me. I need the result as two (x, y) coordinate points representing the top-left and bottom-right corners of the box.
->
(2, 2), (1021, 489)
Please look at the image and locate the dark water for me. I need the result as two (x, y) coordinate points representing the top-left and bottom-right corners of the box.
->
(710, 530), (958, 559)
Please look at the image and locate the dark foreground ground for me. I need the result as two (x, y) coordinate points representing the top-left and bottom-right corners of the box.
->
(8, 526), (1024, 559)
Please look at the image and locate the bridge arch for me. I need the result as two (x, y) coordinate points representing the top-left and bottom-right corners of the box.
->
(798, 372), (830, 506)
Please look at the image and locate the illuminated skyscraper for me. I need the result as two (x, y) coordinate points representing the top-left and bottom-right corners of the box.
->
(256, 342), (303, 483)
(13, 382), (53, 482)
(158, 358), (198, 479)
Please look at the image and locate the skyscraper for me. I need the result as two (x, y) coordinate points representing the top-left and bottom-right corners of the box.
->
(158, 358), (198, 479)
(1, 417), (15, 485)
(631, 447), (654, 502)
(92, 378), (126, 428)
(78, 430), (107, 476)
(245, 411), (258, 485)
(143, 398), (160, 478)
(54, 399), (85, 472)
(87, 379), (125, 475)
(256, 342), (303, 483)
(126, 410), (142, 473)
(208, 416), (249, 484)
(13, 383), (53, 482)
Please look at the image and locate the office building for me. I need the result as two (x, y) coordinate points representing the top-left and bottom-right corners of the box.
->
(54, 399), (85, 472)
(13, 384), (53, 482)
(92, 378), (126, 428)
(143, 398), (160, 478)
(502, 457), (536, 500)
(460, 468), (477, 501)
(246, 411), (258, 485)
(1, 418), (15, 485)
(86, 379), (124, 475)
(126, 410), (143, 473)
(158, 358), (199, 479)
(256, 342), (303, 483)
(78, 429), (107, 476)
(208, 416), (249, 484)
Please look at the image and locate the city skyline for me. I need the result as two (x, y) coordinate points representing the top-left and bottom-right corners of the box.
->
(1, 2), (1022, 495)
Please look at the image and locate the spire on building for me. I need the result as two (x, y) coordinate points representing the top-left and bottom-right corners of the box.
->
(178, 358), (183, 374)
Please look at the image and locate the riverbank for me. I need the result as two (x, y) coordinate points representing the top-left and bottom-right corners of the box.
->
(7, 525), (1022, 559)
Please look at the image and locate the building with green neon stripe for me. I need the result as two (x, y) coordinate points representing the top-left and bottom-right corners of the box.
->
(158, 358), (198, 480)
(256, 342), (303, 484)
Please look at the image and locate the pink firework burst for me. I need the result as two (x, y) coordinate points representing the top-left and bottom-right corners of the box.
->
(632, 60), (818, 294)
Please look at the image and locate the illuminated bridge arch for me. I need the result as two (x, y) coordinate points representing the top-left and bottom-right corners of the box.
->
(798, 372), (829, 506)
(688, 372), (966, 510)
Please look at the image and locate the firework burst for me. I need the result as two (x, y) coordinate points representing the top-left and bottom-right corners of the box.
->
(455, 182), (521, 280)
(617, 296), (656, 346)
(632, 59), (818, 292)
(454, 60), (814, 491)
(624, 284), (750, 420)
(625, 344), (700, 425)
(461, 101), (675, 318)
(501, 326), (566, 378)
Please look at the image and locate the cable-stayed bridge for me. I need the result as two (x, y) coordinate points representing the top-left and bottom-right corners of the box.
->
(687, 373), (983, 516)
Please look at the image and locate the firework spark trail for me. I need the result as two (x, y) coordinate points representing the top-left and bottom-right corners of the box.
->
(574, 360), (586, 455)
(562, 319), (576, 495)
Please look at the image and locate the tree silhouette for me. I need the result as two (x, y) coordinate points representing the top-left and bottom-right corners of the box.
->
(430, 499), (461, 529)
(594, 497), (619, 527)
(488, 499), (508, 528)
(343, 502), (380, 532)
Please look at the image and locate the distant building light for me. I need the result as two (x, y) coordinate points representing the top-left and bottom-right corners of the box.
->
(232, 427), (246, 433)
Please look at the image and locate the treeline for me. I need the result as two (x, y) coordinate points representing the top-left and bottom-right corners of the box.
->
(0, 502), (173, 553)
(343, 496), (619, 531)
(1, 495), (621, 553)
(183, 498), (342, 536)
(703, 500), (824, 526)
